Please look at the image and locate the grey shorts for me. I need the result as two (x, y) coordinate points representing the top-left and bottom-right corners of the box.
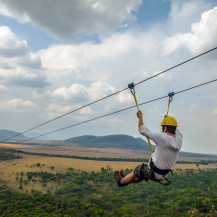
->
(133, 163), (154, 181)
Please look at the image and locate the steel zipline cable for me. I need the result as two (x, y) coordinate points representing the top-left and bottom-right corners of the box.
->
(134, 46), (217, 86)
(1, 46), (217, 143)
(17, 78), (217, 143)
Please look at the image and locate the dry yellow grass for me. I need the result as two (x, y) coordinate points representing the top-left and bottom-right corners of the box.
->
(1, 143), (216, 193)
(0, 143), (215, 162)
(0, 143), (151, 158)
(0, 153), (216, 192)
(1, 154), (216, 175)
(0, 154), (143, 193)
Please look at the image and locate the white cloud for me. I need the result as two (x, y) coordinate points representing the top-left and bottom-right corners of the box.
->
(8, 98), (36, 107)
(0, 98), (37, 111)
(170, 0), (208, 21)
(51, 84), (88, 103)
(0, 26), (48, 88)
(39, 44), (86, 74)
(116, 91), (133, 103)
(0, 0), (142, 40)
(172, 1), (198, 18)
(0, 84), (8, 91)
(38, 33), (140, 72)
(46, 104), (71, 114)
(0, 68), (48, 88)
(0, 2), (29, 22)
(153, 71), (169, 79)
(0, 60), (12, 69)
(0, 0), (216, 154)
(163, 6), (217, 55)
(38, 31), (158, 89)
(49, 81), (116, 103)
(0, 26), (28, 57)
(168, 0), (215, 32)
(15, 53), (41, 68)
(88, 81), (116, 101)
(107, 118), (123, 127)
(78, 106), (93, 115)
(45, 104), (73, 119)
(44, 103), (93, 119)
(36, 81), (116, 119)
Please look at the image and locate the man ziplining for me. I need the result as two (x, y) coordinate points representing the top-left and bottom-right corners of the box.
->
(114, 84), (183, 187)
(114, 111), (183, 187)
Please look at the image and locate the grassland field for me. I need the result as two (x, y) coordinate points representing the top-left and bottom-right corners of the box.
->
(0, 143), (217, 194)
(0, 142), (215, 161)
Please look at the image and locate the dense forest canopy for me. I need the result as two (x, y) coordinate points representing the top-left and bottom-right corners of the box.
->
(0, 167), (216, 216)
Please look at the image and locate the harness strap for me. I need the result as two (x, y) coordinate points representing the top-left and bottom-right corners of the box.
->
(150, 158), (173, 185)
(166, 92), (175, 116)
(166, 101), (171, 116)
(128, 82), (154, 154)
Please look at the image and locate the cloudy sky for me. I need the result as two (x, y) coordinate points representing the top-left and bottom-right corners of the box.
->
(0, 0), (217, 154)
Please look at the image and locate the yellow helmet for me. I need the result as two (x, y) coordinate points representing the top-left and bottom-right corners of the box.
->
(161, 116), (178, 127)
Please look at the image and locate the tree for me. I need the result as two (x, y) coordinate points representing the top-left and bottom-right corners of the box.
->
(36, 163), (41, 167)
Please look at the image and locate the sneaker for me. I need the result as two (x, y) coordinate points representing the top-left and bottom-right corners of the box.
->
(114, 171), (122, 187)
(120, 170), (126, 178)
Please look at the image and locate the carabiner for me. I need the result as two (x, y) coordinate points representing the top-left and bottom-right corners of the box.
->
(128, 82), (136, 95)
(168, 92), (175, 102)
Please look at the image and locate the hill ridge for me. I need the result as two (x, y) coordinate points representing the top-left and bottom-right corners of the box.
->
(66, 134), (152, 150)
(1, 130), (216, 158)
(0, 129), (28, 142)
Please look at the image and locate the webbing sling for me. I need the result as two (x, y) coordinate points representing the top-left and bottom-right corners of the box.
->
(150, 158), (173, 185)
(128, 83), (154, 154)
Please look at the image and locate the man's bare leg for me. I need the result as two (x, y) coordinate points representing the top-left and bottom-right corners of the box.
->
(121, 171), (142, 184)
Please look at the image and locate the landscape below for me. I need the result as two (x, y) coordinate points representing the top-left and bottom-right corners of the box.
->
(0, 134), (217, 216)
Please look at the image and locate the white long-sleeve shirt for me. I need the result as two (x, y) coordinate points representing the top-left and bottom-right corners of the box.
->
(139, 125), (183, 179)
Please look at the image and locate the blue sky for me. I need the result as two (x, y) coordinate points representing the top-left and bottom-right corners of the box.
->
(135, 0), (170, 23)
(0, 14), (59, 51)
(0, 0), (217, 154)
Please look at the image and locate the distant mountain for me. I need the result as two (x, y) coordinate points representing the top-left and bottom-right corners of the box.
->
(65, 134), (217, 158)
(0, 129), (28, 142)
(66, 134), (153, 150)
(1, 130), (216, 158)
(24, 132), (49, 141)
